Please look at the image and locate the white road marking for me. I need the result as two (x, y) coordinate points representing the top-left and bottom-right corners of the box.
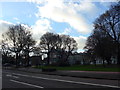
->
(31, 76), (120, 88)
(13, 73), (29, 77)
(6, 74), (12, 77)
(12, 76), (19, 78)
(11, 72), (120, 88)
(6, 74), (19, 78)
(10, 79), (44, 88)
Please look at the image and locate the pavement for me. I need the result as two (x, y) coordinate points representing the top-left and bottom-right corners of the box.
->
(2, 69), (120, 88)
(3, 67), (120, 80)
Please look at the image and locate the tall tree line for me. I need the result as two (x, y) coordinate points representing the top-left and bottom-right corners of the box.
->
(2, 25), (77, 66)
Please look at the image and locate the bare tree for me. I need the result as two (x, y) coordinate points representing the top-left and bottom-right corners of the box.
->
(39, 32), (59, 65)
(1, 40), (11, 64)
(22, 30), (36, 66)
(2, 24), (35, 67)
(57, 35), (78, 66)
(39, 33), (78, 66)
(84, 29), (114, 65)
(94, 2), (120, 64)
(84, 2), (120, 65)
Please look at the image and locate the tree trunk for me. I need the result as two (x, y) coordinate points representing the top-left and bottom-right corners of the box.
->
(93, 59), (96, 66)
(47, 52), (50, 65)
(107, 60), (110, 65)
(117, 50), (120, 65)
(102, 59), (105, 67)
(83, 59), (85, 65)
(15, 52), (18, 67)
(58, 51), (64, 66)
(106, 57), (111, 65)
(64, 52), (70, 65)
(117, 44), (120, 65)
(27, 52), (30, 66)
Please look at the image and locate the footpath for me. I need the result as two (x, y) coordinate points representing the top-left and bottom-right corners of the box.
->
(4, 67), (120, 80)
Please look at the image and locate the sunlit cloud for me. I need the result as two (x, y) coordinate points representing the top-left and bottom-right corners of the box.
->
(73, 36), (87, 50)
(31, 18), (53, 41)
(35, 0), (94, 34)
(0, 20), (13, 42)
(13, 17), (19, 21)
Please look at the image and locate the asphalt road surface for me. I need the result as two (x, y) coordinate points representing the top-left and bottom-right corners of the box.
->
(2, 69), (120, 88)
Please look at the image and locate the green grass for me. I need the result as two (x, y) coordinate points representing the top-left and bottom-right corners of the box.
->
(35, 64), (120, 72)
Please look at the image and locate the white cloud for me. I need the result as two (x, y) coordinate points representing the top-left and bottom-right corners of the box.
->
(31, 18), (53, 41)
(26, 0), (46, 4)
(0, 20), (13, 42)
(31, 0), (98, 49)
(60, 28), (71, 35)
(0, 0), (118, 2)
(99, 0), (118, 2)
(13, 17), (19, 21)
(0, 20), (13, 34)
(0, 19), (52, 45)
(73, 1), (99, 16)
(73, 36), (87, 50)
(0, 20), (87, 51)
(35, 0), (98, 34)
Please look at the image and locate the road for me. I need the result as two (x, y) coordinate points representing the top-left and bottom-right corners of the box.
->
(2, 69), (120, 88)
(0, 77), (1, 89)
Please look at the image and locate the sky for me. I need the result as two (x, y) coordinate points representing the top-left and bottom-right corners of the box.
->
(0, 0), (118, 52)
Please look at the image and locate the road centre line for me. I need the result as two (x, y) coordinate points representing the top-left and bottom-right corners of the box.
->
(10, 79), (44, 88)
(11, 72), (120, 88)
(3, 71), (29, 77)
(6, 74), (19, 78)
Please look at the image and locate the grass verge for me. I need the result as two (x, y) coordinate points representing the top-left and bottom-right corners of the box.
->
(34, 64), (120, 72)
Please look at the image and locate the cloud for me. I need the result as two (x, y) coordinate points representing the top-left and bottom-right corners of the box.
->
(0, 20), (87, 51)
(35, 0), (96, 34)
(73, 1), (99, 16)
(73, 36), (87, 50)
(31, 18), (53, 41)
(13, 17), (19, 21)
(0, 19), (52, 45)
(0, 20), (13, 42)
(60, 28), (71, 35)
(0, 20), (13, 34)
(0, 0), (118, 2)
(30, 0), (98, 49)
(26, 0), (46, 4)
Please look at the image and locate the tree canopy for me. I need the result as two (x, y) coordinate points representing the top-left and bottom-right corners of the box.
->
(84, 2), (120, 65)
(2, 24), (36, 66)
(39, 32), (77, 65)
